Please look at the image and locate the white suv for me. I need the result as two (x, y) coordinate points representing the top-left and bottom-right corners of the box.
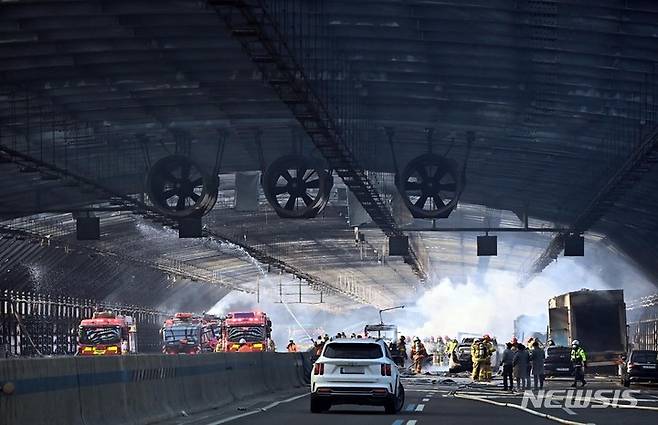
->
(310, 338), (405, 413)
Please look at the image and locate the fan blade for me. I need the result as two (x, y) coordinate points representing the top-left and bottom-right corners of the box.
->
(306, 179), (320, 189)
(440, 183), (457, 192)
(176, 197), (186, 210)
(273, 185), (289, 195)
(414, 194), (428, 209)
(405, 181), (421, 191)
(301, 192), (314, 206)
(284, 196), (297, 210)
(304, 170), (318, 182)
(163, 189), (177, 200)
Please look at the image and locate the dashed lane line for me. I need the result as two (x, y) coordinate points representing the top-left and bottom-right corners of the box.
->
(414, 404), (425, 412)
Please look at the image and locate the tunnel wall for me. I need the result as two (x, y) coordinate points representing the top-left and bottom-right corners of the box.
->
(0, 352), (312, 425)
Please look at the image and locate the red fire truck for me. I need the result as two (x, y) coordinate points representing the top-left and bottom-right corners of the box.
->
(161, 313), (203, 354)
(222, 311), (273, 352)
(162, 312), (223, 354)
(201, 314), (223, 352)
(78, 311), (137, 356)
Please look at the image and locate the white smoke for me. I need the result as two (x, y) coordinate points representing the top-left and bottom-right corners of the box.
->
(206, 235), (657, 348)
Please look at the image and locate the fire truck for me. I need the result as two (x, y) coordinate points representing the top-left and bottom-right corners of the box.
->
(222, 311), (273, 352)
(161, 312), (223, 354)
(201, 314), (223, 352)
(78, 311), (137, 356)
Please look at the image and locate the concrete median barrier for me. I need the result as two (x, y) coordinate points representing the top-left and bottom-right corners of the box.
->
(0, 357), (83, 425)
(0, 352), (310, 425)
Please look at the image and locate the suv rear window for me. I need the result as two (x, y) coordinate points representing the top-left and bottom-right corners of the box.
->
(324, 343), (383, 359)
(631, 351), (658, 364)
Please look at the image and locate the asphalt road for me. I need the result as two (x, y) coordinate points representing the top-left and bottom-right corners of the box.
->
(159, 374), (658, 425)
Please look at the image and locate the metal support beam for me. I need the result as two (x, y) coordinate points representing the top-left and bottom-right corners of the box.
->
(521, 124), (658, 284)
(401, 226), (572, 233)
(0, 143), (374, 301)
(209, 0), (426, 280)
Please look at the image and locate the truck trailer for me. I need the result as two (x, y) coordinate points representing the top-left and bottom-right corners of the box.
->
(548, 289), (627, 369)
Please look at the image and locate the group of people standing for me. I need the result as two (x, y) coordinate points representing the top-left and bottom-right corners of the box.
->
(500, 338), (545, 391)
(390, 335), (430, 374)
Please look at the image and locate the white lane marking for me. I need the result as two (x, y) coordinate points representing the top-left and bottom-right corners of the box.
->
(422, 398), (430, 402)
(204, 393), (309, 425)
(407, 421), (418, 425)
(453, 393), (590, 425)
(415, 404), (425, 412)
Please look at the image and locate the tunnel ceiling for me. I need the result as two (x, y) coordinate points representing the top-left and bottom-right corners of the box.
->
(1, 0), (658, 296)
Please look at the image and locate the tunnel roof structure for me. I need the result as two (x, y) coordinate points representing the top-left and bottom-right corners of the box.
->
(1, 0), (657, 307)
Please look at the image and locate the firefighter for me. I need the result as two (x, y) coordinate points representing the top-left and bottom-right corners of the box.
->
(411, 337), (428, 374)
(237, 338), (251, 353)
(286, 339), (298, 352)
(434, 336), (445, 365)
(397, 336), (407, 367)
(570, 340), (587, 387)
(480, 334), (494, 382)
(446, 337), (459, 370)
(471, 338), (481, 381)
(314, 336), (325, 357)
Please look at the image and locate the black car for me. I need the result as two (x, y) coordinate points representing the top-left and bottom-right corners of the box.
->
(621, 350), (658, 387)
(544, 346), (573, 377)
(449, 338), (474, 373)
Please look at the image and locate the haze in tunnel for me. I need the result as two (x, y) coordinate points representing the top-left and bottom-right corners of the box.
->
(208, 233), (655, 349)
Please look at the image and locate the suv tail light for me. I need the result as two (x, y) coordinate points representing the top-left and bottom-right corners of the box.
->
(381, 363), (392, 376)
(314, 363), (324, 375)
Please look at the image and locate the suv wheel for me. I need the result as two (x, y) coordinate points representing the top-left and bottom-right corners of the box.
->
(310, 398), (329, 413)
(385, 384), (405, 414)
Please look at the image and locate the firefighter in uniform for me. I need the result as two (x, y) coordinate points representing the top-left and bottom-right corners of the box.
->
(471, 338), (481, 381)
(480, 334), (494, 382)
(397, 336), (408, 367)
(570, 340), (587, 387)
(434, 336), (446, 365)
(411, 337), (428, 374)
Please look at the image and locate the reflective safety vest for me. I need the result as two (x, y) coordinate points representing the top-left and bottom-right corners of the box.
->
(570, 346), (587, 366)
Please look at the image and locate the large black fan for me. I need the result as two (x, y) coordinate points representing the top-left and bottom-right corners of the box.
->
(397, 153), (463, 219)
(262, 155), (332, 218)
(146, 155), (218, 218)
